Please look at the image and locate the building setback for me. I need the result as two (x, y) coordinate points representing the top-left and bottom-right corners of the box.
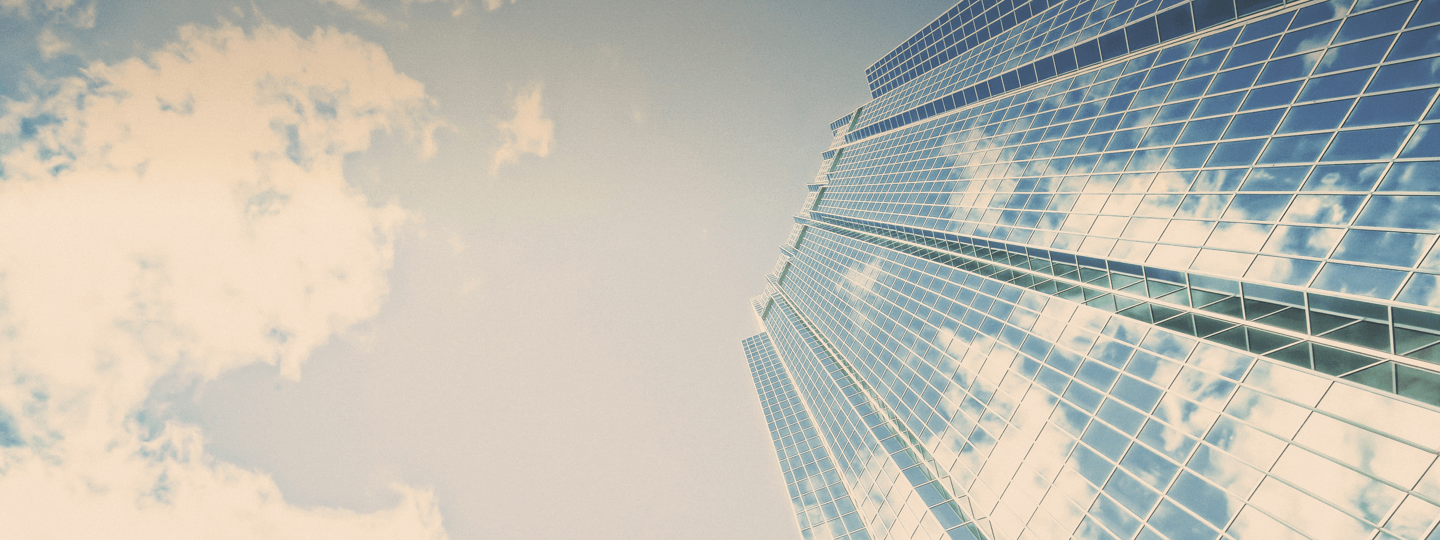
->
(742, 0), (1440, 539)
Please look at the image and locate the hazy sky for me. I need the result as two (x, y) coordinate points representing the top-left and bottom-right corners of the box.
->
(0, 1), (944, 538)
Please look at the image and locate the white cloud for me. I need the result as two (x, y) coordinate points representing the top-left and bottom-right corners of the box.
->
(405, 0), (480, 16)
(1, 0), (92, 26)
(324, 0), (478, 21)
(36, 26), (69, 58)
(491, 85), (553, 174)
(0, 21), (446, 538)
(317, 0), (389, 25)
(66, 0), (91, 27)
(480, 0), (514, 11)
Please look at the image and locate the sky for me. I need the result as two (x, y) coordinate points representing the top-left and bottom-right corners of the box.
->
(0, 1), (946, 538)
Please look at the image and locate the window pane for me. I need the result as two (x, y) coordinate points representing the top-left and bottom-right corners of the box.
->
(1320, 127), (1410, 161)
(1346, 88), (1437, 126)
(1331, 229), (1435, 267)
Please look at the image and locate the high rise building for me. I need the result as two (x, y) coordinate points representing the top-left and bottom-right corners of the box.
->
(741, 0), (1440, 539)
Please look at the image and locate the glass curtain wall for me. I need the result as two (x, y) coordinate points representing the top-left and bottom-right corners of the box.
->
(744, 0), (1440, 538)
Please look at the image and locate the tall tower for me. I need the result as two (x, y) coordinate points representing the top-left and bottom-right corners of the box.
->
(743, 0), (1440, 539)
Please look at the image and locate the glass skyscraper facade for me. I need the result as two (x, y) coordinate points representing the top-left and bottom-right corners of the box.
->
(742, 0), (1440, 539)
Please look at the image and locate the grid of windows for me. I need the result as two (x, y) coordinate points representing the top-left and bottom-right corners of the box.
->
(760, 225), (1440, 540)
(761, 297), (982, 540)
(867, 0), (1067, 99)
(823, 0), (1440, 310)
(745, 0), (1440, 539)
(746, 333), (870, 540)
(797, 214), (1440, 405)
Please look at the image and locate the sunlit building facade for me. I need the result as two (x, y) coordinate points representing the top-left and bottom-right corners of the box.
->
(742, 0), (1440, 538)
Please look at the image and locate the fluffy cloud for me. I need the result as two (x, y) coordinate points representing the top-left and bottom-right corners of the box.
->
(0, 21), (446, 539)
(491, 85), (553, 174)
(36, 26), (69, 58)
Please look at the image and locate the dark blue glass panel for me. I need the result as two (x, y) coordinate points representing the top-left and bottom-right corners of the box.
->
(1274, 21), (1342, 57)
(1077, 39), (1104, 67)
(1315, 35), (1396, 74)
(1083, 134), (1116, 153)
(1194, 91), (1246, 117)
(1242, 82), (1302, 109)
(1357, 195), (1440, 228)
(1321, 126), (1411, 160)
(1094, 112), (1126, 132)
(1334, 1), (1415, 43)
(1388, 25), (1440, 61)
(1194, 0), (1238, 29)
(1036, 56), (1058, 80)
(1142, 123), (1186, 146)
(1209, 65), (1264, 93)
(1054, 48), (1080, 74)
(1380, 161), (1440, 189)
(1135, 86), (1172, 108)
(1109, 128), (1147, 150)
(1278, 99), (1353, 132)
(1116, 71), (1150, 94)
(1129, 18), (1162, 50)
(1257, 133), (1333, 163)
(1293, 0), (1358, 27)
(1368, 57), (1440, 91)
(1107, 93), (1140, 114)
(1240, 11), (1295, 43)
(1258, 52), (1321, 84)
(1171, 76), (1215, 101)
(1353, 0), (1412, 12)
(1207, 139), (1267, 166)
(1346, 88), (1437, 126)
(1224, 109), (1286, 138)
(1102, 30), (1131, 59)
(1133, 0), (1162, 20)
(1400, 124), (1440, 157)
(1122, 105), (1163, 128)
(1237, 0), (1284, 16)
(1182, 50), (1229, 77)
(1300, 69), (1373, 100)
(1004, 71), (1021, 90)
(1020, 64), (1039, 86)
(1411, 0), (1440, 26)
(1196, 26), (1243, 54)
(1224, 37), (1282, 69)
(1146, 61), (1186, 87)
(1165, 144), (1216, 168)
(1180, 116), (1232, 143)
(1157, 99), (1200, 122)
(1159, 44), (1199, 74)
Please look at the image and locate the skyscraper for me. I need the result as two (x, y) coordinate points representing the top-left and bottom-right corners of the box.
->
(742, 0), (1440, 539)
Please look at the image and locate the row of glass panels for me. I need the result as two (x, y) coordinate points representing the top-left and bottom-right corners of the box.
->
(817, 0), (1440, 309)
(763, 222), (1440, 540)
(797, 213), (1440, 407)
(746, 333), (870, 540)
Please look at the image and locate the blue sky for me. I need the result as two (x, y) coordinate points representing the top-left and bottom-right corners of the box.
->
(0, 1), (943, 538)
